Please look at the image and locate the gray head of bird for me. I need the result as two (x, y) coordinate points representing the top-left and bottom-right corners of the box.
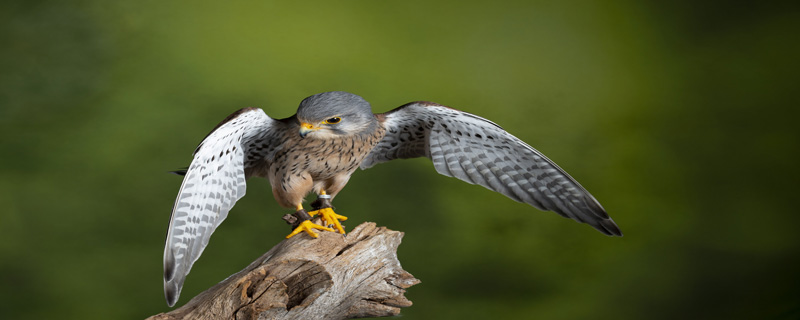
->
(296, 91), (378, 139)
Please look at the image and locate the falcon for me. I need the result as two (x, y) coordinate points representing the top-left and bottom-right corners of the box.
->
(162, 91), (621, 306)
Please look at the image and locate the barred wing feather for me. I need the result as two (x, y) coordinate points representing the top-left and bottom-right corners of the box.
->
(362, 102), (621, 236)
(163, 108), (276, 307)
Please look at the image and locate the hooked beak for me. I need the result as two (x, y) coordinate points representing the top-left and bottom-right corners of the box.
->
(299, 122), (317, 138)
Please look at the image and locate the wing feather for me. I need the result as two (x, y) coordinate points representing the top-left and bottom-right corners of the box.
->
(362, 102), (621, 236)
(163, 108), (279, 307)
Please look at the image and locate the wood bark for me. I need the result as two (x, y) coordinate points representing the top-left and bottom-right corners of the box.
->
(147, 222), (419, 320)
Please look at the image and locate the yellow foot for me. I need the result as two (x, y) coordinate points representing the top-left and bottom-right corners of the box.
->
(286, 220), (334, 239)
(308, 207), (348, 234)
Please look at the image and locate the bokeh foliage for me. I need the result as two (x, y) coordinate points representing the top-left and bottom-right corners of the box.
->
(1, 1), (798, 319)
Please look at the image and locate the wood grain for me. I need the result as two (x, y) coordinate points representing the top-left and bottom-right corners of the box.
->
(148, 222), (419, 320)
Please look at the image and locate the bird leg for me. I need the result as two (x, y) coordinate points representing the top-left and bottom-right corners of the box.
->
(285, 204), (334, 239)
(310, 194), (332, 211)
(308, 192), (348, 234)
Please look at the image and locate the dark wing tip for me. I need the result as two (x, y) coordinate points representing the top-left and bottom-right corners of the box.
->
(164, 261), (180, 306)
(165, 284), (179, 307)
(163, 244), (179, 306)
(163, 256), (175, 282)
(581, 195), (620, 236)
(598, 218), (623, 237)
(584, 196), (609, 220)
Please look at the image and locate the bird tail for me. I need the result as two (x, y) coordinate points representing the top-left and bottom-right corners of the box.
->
(168, 167), (188, 176)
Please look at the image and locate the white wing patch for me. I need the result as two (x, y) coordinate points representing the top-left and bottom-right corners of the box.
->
(163, 108), (275, 307)
(363, 102), (621, 236)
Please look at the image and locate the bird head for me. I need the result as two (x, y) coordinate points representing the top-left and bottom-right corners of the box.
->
(296, 91), (377, 139)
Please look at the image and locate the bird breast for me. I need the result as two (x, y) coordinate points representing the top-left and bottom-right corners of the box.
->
(268, 127), (386, 188)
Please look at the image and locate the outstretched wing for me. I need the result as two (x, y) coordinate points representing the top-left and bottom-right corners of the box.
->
(163, 107), (281, 307)
(362, 102), (621, 236)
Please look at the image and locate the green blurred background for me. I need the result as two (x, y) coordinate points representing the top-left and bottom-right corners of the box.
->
(2, 1), (798, 319)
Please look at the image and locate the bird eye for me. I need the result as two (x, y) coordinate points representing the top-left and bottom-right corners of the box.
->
(324, 117), (341, 124)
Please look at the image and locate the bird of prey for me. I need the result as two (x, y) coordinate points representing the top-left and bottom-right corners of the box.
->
(162, 91), (621, 307)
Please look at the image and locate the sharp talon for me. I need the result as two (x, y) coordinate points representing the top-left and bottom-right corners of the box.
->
(286, 220), (334, 239)
(308, 207), (348, 234)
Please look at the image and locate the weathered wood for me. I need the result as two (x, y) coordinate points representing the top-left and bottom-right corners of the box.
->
(148, 222), (419, 320)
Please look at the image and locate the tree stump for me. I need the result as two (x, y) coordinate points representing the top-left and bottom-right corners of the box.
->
(147, 222), (419, 320)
